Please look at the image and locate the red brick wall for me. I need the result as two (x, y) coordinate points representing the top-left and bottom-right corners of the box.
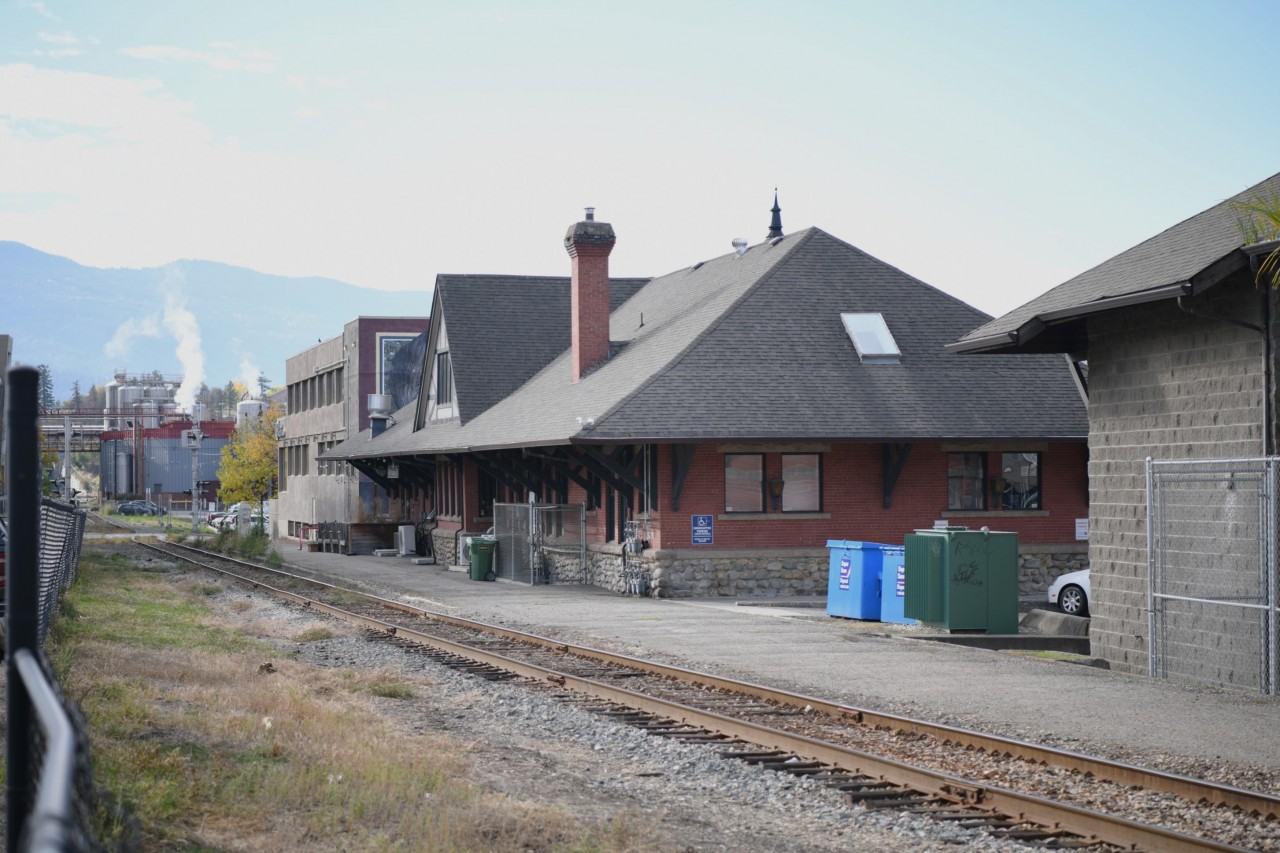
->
(608, 442), (1087, 551)
(569, 243), (613, 382)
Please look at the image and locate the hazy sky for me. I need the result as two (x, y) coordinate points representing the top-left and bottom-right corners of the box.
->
(2, 0), (1278, 319)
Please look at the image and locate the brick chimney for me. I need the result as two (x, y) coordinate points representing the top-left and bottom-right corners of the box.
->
(564, 207), (616, 382)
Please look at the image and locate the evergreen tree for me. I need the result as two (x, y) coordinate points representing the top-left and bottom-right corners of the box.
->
(36, 364), (55, 411)
(69, 380), (83, 409)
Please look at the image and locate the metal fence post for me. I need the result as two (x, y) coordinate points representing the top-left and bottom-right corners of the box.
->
(7, 366), (40, 851)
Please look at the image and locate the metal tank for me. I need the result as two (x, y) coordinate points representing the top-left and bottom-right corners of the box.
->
(114, 447), (133, 495)
(139, 400), (159, 428)
(236, 400), (266, 427)
(103, 380), (120, 429)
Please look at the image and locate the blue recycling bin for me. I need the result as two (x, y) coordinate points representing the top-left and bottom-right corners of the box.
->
(877, 545), (916, 625)
(826, 540), (890, 620)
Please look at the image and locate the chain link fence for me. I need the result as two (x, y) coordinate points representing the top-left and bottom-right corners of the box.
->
(493, 502), (586, 585)
(1146, 457), (1279, 694)
(7, 365), (126, 851)
(35, 497), (88, 641)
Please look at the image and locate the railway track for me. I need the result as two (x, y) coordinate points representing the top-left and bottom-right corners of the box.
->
(137, 539), (1278, 852)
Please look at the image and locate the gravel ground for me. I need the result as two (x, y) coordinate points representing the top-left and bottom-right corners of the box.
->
(218, 576), (1055, 853)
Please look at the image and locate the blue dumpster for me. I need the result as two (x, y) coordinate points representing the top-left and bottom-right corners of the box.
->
(826, 540), (891, 620)
(878, 546), (916, 625)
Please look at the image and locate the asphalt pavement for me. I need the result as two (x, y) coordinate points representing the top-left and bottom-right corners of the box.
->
(267, 542), (1280, 772)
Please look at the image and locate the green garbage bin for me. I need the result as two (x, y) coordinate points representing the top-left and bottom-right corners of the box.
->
(903, 526), (1019, 633)
(469, 536), (496, 581)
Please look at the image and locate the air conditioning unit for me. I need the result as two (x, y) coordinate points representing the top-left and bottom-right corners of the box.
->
(397, 524), (415, 557)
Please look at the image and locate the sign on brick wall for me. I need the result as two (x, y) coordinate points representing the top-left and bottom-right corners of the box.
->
(692, 514), (713, 545)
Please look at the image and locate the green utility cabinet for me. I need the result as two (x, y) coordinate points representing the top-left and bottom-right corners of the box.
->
(903, 527), (1019, 633)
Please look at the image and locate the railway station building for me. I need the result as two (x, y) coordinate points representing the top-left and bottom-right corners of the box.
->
(322, 205), (1090, 599)
(950, 171), (1280, 691)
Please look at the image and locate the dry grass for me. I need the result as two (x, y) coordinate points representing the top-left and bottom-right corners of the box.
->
(50, 546), (624, 852)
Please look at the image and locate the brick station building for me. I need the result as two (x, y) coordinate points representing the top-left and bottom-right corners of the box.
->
(325, 202), (1089, 598)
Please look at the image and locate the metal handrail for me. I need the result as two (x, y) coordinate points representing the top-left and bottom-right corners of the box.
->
(13, 649), (75, 852)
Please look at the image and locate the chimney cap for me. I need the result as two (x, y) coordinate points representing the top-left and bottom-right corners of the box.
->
(565, 210), (616, 253)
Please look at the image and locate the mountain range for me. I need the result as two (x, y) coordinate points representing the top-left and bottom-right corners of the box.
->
(1, 241), (432, 400)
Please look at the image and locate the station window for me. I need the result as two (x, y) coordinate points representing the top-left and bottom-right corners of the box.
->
(781, 453), (821, 512)
(998, 451), (1041, 510)
(436, 352), (453, 406)
(947, 452), (986, 510)
(725, 453), (764, 513)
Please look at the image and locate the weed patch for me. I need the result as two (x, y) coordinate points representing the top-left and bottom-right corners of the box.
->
(52, 544), (619, 851)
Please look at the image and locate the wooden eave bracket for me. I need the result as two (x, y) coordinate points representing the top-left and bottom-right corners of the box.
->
(670, 445), (696, 511)
(883, 443), (913, 509)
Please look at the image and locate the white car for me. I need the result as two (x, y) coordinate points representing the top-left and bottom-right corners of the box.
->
(1047, 569), (1090, 617)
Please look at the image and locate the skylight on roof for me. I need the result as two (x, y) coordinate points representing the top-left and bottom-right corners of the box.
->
(841, 313), (901, 364)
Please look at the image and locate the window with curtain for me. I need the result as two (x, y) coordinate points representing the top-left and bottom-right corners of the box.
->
(781, 453), (821, 512)
(724, 454), (764, 512)
(947, 452), (986, 510)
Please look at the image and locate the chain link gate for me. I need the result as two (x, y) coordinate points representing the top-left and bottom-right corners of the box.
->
(492, 502), (586, 585)
(1146, 457), (1279, 694)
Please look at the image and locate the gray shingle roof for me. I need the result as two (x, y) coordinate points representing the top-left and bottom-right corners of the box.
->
(328, 226), (1086, 461)
(952, 171), (1280, 354)
(436, 275), (648, 422)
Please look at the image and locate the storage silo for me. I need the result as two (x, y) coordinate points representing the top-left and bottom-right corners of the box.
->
(114, 447), (133, 495)
(140, 400), (159, 428)
(236, 399), (266, 427)
(103, 380), (120, 429)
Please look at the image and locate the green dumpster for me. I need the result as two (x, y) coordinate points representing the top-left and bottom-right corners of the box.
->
(903, 526), (1019, 633)
(469, 536), (497, 581)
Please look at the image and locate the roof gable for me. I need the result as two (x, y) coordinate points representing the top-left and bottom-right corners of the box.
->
(418, 274), (648, 426)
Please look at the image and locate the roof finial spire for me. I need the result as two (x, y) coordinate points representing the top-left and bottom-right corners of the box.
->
(767, 188), (783, 240)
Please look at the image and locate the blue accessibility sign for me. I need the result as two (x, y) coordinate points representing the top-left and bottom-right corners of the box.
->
(691, 514), (714, 545)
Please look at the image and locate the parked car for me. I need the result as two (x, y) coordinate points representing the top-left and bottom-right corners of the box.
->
(1047, 569), (1090, 617)
(119, 500), (165, 516)
(211, 505), (269, 532)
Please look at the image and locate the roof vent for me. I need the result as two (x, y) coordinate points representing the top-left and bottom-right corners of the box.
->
(731, 238), (748, 256)
(584, 207), (595, 221)
(368, 394), (393, 416)
(691, 261), (705, 271)
(770, 236), (785, 246)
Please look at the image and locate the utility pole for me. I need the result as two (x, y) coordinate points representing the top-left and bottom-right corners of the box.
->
(62, 414), (71, 500)
(188, 406), (203, 533)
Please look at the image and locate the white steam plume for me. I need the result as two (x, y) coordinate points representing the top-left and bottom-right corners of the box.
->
(240, 358), (262, 399)
(161, 284), (205, 414)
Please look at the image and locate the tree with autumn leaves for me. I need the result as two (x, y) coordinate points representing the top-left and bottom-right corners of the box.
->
(217, 402), (282, 515)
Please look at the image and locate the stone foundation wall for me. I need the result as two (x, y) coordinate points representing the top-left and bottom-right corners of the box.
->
(1018, 546), (1090, 596)
(574, 543), (1089, 600)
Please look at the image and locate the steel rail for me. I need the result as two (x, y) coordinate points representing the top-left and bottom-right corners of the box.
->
(138, 541), (1251, 853)
(147, 542), (1280, 821)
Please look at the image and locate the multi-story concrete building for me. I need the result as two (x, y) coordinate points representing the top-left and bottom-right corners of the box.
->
(276, 316), (429, 538)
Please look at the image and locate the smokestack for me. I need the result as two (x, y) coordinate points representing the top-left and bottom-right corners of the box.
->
(564, 207), (616, 382)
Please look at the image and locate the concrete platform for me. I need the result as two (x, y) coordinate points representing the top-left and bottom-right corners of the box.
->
(263, 542), (1280, 773)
